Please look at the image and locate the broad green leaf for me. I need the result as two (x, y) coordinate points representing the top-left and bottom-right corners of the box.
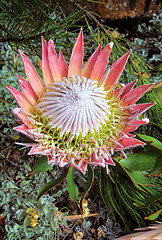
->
(149, 155), (162, 176)
(36, 167), (69, 201)
(80, 165), (94, 209)
(67, 166), (78, 203)
(136, 134), (162, 150)
(145, 209), (162, 220)
(127, 170), (148, 185)
(120, 152), (158, 171)
(31, 156), (52, 174)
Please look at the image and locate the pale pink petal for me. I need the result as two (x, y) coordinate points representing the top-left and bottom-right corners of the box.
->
(16, 142), (37, 148)
(90, 153), (105, 167)
(115, 137), (145, 150)
(155, 232), (162, 240)
(131, 102), (155, 117)
(105, 50), (132, 89)
(12, 107), (30, 125)
(142, 117), (149, 123)
(115, 232), (144, 240)
(14, 126), (44, 142)
(71, 160), (87, 175)
(125, 133), (136, 137)
(81, 43), (102, 78)
(113, 84), (125, 98)
(59, 157), (69, 167)
(90, 148), (115, 167)
(90, 42), (113, 82)
(28, 145), (49, 155)
(122, 83), (154, 106)
(5, 86), (34, 113)
(59, 50), (68, 79)
(124, 119), (148, 133)
(13, 124), (31, 138)
(42, 36), (54, 85)
(68, 29), (83, 77)
(120, 79), (138, 99)
(48, 40), (62, 82)
(48, 155), (57, 166)
(105, 156), (115, 166)
(27, 129), (45, 139)
(48, 149), (68, 167)
(16, 75), (38, 106)
(126, 230), (162, 240)
(18, 50), (44, 97)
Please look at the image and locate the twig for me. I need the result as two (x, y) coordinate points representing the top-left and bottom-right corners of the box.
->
(71, 1), (111, 35)
(5, 158), (21, 168)
(1, 143), (14, 153)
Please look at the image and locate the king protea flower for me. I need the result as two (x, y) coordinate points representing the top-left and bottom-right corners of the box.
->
(6, 29), (155, 174)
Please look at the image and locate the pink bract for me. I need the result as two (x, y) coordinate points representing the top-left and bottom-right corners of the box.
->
(6, 29), (155, 174)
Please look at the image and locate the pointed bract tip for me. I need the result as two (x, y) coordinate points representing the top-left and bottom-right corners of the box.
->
(41, 36), (46, 44)
(148, 82), (155, 89)
(18, 49), (22, 55)
(98, 42), (102, 50)
(16, 74), (24, 80)
(142, 118), (149, 123)
(16, 74), (22, 83)
(18, 49), (26, 59)
(109, 42), (114, 48)
(79, 28), (83, 37)
(126, 49), (132, 56)
(151, 82), (156, 86)
(16, 74), (19, 79)
(123, 49), (132, 58)
(48, 39), (54, 44)
(5, 85), (9, 91)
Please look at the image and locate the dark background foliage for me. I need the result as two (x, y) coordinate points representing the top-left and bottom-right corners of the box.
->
(0, 0), (161, 239)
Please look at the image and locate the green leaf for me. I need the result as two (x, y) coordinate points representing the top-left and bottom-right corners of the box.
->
(145, 209), (162, 220)
(149, 155), (162, 175)
(81, 165), (94, 209)
(67, 166), (78, 203)
(127, 170), (148, 185)
(23, 216), (31, 226)
(36, 167), (69, 201)
(31, 156), (53, 174)
(120, 152), (158, 171)
(136, 134), (162, 150)
(135, 193), (162, 207)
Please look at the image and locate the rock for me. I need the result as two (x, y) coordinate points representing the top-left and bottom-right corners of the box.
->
(96, 0), (160, 20)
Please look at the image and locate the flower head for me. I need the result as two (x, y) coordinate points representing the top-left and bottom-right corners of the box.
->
(26, 207), (39, 227)
(98, 228), (106, 238)
(30, 219), (39, 227)
(26, 207), (39, 220)
(74, 231), (84, 240)
(6, 29), (155, 174)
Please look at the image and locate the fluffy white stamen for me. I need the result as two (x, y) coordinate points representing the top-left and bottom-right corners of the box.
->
(37, 76), (110, 138)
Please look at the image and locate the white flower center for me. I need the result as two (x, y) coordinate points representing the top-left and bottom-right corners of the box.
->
(36, 75), (110, 138)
